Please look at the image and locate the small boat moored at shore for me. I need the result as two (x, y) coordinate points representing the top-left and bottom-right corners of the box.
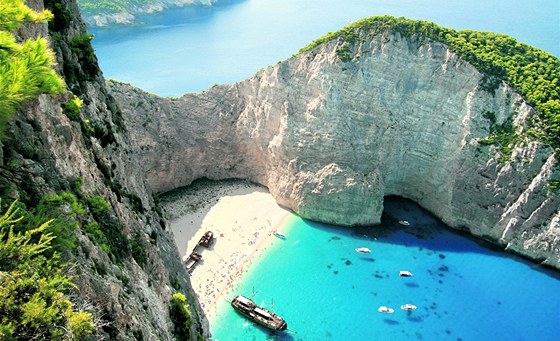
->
(399, 270), (413, 277)
(273, 230), (286, 239)
(231, 295), (288, 331)
(401, 303), (417, 311)
(198, 231), (214, 247)
(189, 252), (202, 262)
(398, 220), (411, 226)
(355, 247), (372, 254)
(184, 252), (203, 273)
(378, 306), (394, 313)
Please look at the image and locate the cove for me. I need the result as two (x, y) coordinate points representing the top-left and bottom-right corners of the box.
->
(87, 1), (560, 339)
(90, 0), (560, 96)
(210, 197), (560, 340)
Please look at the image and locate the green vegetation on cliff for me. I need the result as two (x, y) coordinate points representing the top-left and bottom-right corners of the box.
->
(300, 16), (560, 154)
(0, 200), (95, 339)
(169, 292), (193, 341)
(0, 0), (65, 137)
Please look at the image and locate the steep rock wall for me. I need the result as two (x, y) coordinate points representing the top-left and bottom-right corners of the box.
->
(2, 0), (208, 339)
(111, 30), (559, 269)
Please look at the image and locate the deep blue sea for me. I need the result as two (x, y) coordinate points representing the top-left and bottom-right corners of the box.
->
(210, 198), (560, 340)
(88, 1), (560, 339)
(90, 0), (560, 96)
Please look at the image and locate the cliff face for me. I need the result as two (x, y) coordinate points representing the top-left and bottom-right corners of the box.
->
(78, 0), (216, 27)
(111, 29), (559, 269)
(3, 0), (207, 339)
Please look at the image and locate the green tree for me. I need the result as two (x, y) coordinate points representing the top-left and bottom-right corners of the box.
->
(0, 0), (65, 137)
(0, 199), (95, 339)
(169, 293), (193, 340)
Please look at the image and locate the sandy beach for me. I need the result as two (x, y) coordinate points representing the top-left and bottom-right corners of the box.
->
(161, 180), (292, 317)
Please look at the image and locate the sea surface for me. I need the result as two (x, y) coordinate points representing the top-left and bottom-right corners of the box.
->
(210, 197), (560, 340)
(90, 0), (560, 96)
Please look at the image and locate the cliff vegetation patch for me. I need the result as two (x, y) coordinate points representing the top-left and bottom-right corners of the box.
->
(169, 292), (193, 341)
(0, 199), (95, 339)
(0, 0), (65, 138)
(479, 112), (519, 162)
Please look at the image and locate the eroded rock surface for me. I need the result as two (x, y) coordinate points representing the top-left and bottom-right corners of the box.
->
(111, 30), (559, 268)
(4, 0), (208, 339)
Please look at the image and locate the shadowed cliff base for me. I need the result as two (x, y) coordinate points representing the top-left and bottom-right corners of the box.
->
(361, 196), (560, 276)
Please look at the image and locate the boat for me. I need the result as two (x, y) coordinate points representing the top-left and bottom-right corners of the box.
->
(273, 230), (286, 239)
(189, 252), (203, 262)
(377, 306), (394, 314)
(355, 247), (371, 254)
(198, 231), (214, 247)
(231, 295), (288, 331)
(398, 220), (410, 226)
(399, 270), (413, 277)
(184, 252), (203, 273)
(400, 304), (417, 311)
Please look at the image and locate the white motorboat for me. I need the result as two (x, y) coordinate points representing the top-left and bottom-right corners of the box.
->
(399, 270), (413, 277)
(400, 304), (417, 311)
(355, 247), (371, 254)
(273, 230), (286, 239)
(398, 220), (410, 226)
(377, 306), (394, 313)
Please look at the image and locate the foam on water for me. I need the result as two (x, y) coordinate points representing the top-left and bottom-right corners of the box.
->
(210, 197), (560, 340)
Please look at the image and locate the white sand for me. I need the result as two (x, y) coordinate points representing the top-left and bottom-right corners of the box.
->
(163, 180), (292, 317)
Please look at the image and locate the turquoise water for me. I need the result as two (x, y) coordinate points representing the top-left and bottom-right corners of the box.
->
(210, 197), (560, 340)
(88, 2), (560, 338)
(90, 0), (560, 96)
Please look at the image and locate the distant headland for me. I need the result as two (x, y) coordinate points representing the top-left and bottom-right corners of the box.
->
(77, 0), (217, 27)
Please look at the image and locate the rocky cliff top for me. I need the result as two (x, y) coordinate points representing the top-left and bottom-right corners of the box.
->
(298, 16), (560, 153)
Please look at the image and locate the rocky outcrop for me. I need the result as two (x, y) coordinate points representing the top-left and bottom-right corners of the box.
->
(3, 0), (207, 339)
(78, 0), (216, 27)
(111, 28), (559, 269)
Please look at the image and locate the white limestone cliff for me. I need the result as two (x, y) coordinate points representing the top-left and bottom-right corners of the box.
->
(110, 30), (559, 268)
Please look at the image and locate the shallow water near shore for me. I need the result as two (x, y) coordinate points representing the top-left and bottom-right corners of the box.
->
(210, 197), (560, 340)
